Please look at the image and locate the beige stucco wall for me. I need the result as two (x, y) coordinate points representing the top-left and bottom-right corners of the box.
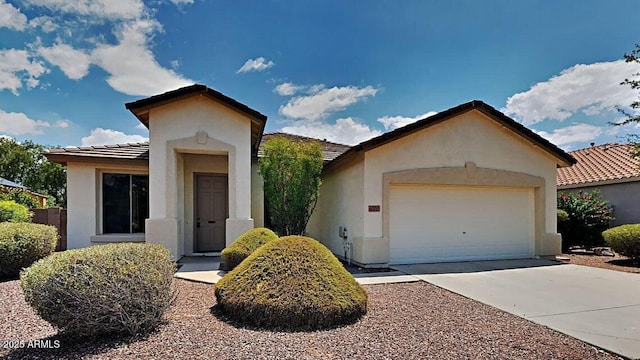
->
(309, 109), (561, 265)
(561, 181), (640, 226)
(307, 154), (365, 261)
(145, 95), (254, 257)
(65, 161), (149, 249)
(359, 110), (560, 263)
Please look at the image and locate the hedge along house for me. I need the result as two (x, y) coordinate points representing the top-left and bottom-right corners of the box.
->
(46, 84), (576, 265)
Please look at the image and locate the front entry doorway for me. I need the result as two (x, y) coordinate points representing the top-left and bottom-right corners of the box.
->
(195, 174), (228, 252)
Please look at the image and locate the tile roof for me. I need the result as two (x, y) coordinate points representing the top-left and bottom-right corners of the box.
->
(45, 134), (352, 164)
(557, 143), (640, 187)
(44, 142), (149, 164)
(260, 132), (351, 161)
(0, 177), (27, 189)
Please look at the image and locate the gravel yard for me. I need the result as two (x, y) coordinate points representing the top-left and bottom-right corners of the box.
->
(563, 253), (640, 274)
(0, 278), (620, 360)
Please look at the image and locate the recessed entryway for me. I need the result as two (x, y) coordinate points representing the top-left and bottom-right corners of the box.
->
(195, 174), (228, 252)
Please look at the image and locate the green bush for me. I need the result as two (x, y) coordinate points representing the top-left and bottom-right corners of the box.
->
(0, 188), (40, 209)
(215, 235), (367, 331)
(557, 190), (613, 251)
(20, 243), (176, 337)
(0, 222), (57, 278)
(221, 227), (278, 271)
(603, 224), (640, 259)
(557, 209), (569, 223)
(0, 200), (32, 222)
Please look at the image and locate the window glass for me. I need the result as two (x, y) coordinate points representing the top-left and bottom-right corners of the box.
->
(131, 175), (148, 233)
(102, 173), (149, 234)
(103, 174), (130, 233)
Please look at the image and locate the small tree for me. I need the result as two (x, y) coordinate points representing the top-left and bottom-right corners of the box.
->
(557, 190), (614, 251)
(259, 136), (323, 236)
(617, 44), (640, 156)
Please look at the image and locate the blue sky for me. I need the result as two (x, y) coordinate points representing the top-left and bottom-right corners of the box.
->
(1, 0), (639, 150)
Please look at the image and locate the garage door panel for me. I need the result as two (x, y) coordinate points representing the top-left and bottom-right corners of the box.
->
(389, 185), (534, 264)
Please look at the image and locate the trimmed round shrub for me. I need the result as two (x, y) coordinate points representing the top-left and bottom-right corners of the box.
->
(20, 243), (176, 337)
(603, 224), (640, 259)
(0, 222), (57, 278)
(215, 235), (367, 331)
(221, 227), (278, 271)
(0, 200), (33, 223)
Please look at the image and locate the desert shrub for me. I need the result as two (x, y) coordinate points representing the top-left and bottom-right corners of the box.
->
(557, 209), (569, 223)
(603, 224), (640, 259)
(557, 190), (613, 251)
(0, 200), (32, 222)
(20, 243), (176, 337)
(0, 223), (57, 278)
(0, 188), (40, 209)
(215, 235), (367, 331)
(221, 227), (278, 271)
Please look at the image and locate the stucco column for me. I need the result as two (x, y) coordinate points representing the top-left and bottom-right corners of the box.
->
(225, 144), (254, 245)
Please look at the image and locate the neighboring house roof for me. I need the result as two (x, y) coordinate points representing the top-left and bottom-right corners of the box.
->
(0, 177), (27, 189)
(45, 142), (149, 165)
(0, 176), (48, 199)
(260, 132), (351, 162)
(325, 100), (577, 170)
(557, 143), (640, 188)
(125, 84), (268, 151)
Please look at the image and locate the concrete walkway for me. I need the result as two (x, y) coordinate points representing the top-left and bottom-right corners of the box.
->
(393, 259), (640, 360)
(174, 257), (418, 285)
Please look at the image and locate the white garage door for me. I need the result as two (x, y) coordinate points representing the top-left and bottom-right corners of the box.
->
(389, 185), (534, 264)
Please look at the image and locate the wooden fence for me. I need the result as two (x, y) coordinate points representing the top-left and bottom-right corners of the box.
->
(31, 208), (67, 251)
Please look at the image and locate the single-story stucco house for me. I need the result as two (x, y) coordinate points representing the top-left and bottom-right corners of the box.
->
(557, 142), (640, 226)
(45, 84), (576, 266)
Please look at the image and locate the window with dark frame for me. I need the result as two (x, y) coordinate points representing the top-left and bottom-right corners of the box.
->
(102, 173), (149, 234)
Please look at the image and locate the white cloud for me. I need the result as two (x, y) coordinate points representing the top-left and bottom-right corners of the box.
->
(170, 0), (196, 4)
(0, 109), (67, 135)
(503, 60), (640, 125)
(23, 0), (144, 21)
(81, 128), (148, 146)
(0, 0), (27, 30)
(535, 123), (603, 148)
(280, 85), (378, 121)
(29, 16), (58, 33)
(378, 111), (437, 130)
(236, 57), (275, 74)
(274, 82), (304, 96)
(0, 49), (47, 95)
(91, 19), (192, 95)
(39, 43), (91, 80)
(281, 117), (381, 145)
(55, 120), (70, 128)
(135, 123), (147, 130)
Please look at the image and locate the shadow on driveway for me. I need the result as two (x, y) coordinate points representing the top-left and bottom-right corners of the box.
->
(391, 258), (563, 275)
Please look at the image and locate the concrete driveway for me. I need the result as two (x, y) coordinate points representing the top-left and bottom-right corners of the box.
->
(393, 259), (640, 360)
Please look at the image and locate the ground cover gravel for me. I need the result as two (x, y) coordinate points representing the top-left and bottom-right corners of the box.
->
(562, 253), (640, 274)
(0, 278), (621, 359)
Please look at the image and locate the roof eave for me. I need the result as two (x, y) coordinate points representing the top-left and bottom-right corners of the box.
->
(324, 100), (576, 171)
(125, 84), (268, 150)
